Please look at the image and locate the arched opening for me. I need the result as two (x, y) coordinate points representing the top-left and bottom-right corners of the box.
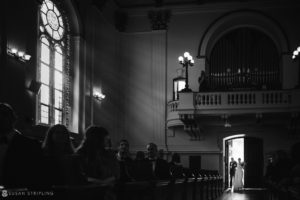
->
(208, 27), (281, 91)
(223, 135), (264, 189)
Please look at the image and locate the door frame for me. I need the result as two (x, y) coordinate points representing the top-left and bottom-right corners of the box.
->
(223, 134), (264, 188)
(222, 134), (246, 188)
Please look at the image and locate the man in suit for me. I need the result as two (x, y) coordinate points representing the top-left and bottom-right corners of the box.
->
(0, 103), (43, 188)
(146, 143), (170, 180)
(229, 157), (237, 187)
(116, 139), (134, 182)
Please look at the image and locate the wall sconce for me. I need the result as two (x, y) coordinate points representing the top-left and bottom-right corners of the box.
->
(292, 46), (300, 60)
(292, 46), (300, 88)
(7, 47), (31, 62)
(93, 91), (106, 101)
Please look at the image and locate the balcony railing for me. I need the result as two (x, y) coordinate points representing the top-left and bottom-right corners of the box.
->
(167, 89), (300, 128)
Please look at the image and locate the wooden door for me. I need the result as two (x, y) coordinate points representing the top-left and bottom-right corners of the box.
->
(244, 137), (263, 188)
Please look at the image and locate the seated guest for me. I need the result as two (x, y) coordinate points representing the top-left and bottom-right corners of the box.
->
(130, 151), (153, 181)
(0, 103), (43, 188)
(116, 139), (134, 182)
(284, 142), (300, 185)
(146, 143), (170, 180)
(42, 124), (86, 186)
(76, 126), (120, 185)
(272, 150), (292, 183)
(158, 149), (165, 160)
(169, 153), (184, 178)
(169, 153), (181, 166)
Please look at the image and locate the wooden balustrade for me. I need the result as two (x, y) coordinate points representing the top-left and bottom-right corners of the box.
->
(191, 89), (300, 113)
(167, 89), (300, 128)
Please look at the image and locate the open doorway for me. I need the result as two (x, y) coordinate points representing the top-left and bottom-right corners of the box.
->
(223, 135), (263, 189)
(228, 138), (244, 188)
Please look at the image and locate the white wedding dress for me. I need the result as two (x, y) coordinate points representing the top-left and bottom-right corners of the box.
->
(233, 163), (244, 190)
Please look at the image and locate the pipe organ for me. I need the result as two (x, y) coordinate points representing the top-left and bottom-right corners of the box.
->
(208, 28), (280, 91)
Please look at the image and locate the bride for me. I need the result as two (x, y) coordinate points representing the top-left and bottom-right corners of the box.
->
(233, 158), (244, 191)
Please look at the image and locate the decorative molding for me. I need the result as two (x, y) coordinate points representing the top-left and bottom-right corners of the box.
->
(180, 114), (204, 141)
(148, 9), (171, 30)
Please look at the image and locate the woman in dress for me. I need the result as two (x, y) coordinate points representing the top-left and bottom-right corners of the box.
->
(233, 158), (244, 191)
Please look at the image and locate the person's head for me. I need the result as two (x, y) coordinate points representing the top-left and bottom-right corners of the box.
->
(135, 151), (145, 161)
(0, 103), (17, 135)
(171, 153), (181, 163)
(77, 126), (110, 158)
(146, 143), (158, 159)
(231, 157), (234, 162)
(238, 158), (241, 163)
(118, 139), (130, 154)
(158, 149), (164, 159)
(42, 124), (74, 156)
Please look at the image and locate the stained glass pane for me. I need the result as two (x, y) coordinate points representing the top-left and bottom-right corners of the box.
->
(41, 37), (49, 45)
(54, 109), (62, 124)
(47, 10), (59, 30)
(53, 6), (60, 16)
(55, 49), (62, 71)
(41, 13), (47, 26)
(58, 27), (64, 37)
(54, 71), (63, 90)
(40, 26), (45, 32)
(40, 64), (50, 85)
(40, 84), (49, 105)
(45, 0), (53, 10)
(45, 25), (53, 37)
(41, 3), (47, 14)
(55, 45), (62, 53)
(41, 42), (50, 64)
(58, 16), (64, 28)
(41, 105), (49, 124)
(54, 90), (62, 109)
(53, 31), (61, 40)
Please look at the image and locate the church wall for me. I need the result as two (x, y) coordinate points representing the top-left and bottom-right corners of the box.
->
(2, 0), (300, 174)
(78, 1), (123, 148)
(4, 0), (39, 134)
(120, 2), (300, 172)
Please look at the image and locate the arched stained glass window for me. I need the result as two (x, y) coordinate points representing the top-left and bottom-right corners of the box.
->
(38, 0), (70, 126)
(40, 0), (64, 40)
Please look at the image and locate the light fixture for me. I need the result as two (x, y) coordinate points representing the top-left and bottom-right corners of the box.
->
(222, 114), (231, 128)
(178, 51), (194, 92)
(224, 119), (231, 128)
(292, 45), (300, 88)
(292, 45), (300, 60)
(7, 47), (31, 62)
(93, 91), (106, 101)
